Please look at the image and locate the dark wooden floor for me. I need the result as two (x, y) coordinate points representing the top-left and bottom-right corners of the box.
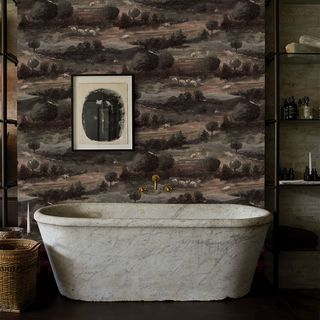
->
(1, 275), (319, 320)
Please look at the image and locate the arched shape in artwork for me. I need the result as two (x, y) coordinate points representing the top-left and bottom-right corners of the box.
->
(82, 89), (124, 142)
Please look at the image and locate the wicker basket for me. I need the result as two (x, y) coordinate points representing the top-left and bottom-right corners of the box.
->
(0, 227), (24, 239)
(0, 239), (41, 312)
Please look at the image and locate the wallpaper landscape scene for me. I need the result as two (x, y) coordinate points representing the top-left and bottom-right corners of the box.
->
(17, 0), (265, 225)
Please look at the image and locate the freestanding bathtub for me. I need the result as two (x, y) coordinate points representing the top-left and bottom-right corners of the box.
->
(34, 203), (272, 301)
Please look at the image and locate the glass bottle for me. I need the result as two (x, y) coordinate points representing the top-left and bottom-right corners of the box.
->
(281, 98), (288, 120)
(298, 99), (304, 119)
(304, 166), (310, 181)
(287, 96), (298, 120)
(288, 168), (295, 180)
(302, 96), (312, 120)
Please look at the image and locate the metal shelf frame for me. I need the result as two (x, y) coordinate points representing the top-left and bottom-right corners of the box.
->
(1, 0), (18, 227)
(273, 0), (280, 290)
(265, 0), (320, 289)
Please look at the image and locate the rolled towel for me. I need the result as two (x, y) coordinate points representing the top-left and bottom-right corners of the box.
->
(299, 35), (320, 49)
(286, 42), (320, 54)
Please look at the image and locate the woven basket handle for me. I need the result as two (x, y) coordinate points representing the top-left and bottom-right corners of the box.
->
(29, 241), (42, 252)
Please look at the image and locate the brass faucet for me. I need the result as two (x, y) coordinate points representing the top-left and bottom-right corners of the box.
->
(152, 174), (160, 191)
(138, 175), (173, 194)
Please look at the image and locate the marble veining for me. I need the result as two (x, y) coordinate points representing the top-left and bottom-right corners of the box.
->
(35, 203), (272, 301)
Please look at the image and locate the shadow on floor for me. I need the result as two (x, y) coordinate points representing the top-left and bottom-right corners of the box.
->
(0, 274), (319, 320)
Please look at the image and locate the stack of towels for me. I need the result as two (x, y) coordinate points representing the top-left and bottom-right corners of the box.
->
(286, 35), (320, 53)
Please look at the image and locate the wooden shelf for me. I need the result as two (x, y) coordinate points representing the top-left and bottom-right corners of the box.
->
(280, 119), (320, 123)
(265, 53), (320, 64)
(266, 119), (320, 123)
(279, 180), (320, 186)
(280, 53), (320, 64)
(281, 0), (320, 4)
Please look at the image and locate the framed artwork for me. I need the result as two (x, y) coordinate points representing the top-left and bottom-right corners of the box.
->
(72, 74), (134, 151)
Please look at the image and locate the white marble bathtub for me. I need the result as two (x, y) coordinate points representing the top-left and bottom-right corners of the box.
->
(34, 203), (272, 301)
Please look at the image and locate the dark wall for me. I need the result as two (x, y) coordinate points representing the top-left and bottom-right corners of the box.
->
(17, 0), (265, 226)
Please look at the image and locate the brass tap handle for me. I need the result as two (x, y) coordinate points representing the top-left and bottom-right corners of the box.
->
(138, 186), (148, 193)
(163, 185), (173, 192)
(152, 175), (160, 191)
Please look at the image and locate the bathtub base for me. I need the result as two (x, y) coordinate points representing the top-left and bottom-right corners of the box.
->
(41, 225), (267, 302)
(58, 290), (251, 302)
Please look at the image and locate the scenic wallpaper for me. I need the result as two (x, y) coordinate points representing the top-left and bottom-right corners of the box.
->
(17, 0), (265, 227)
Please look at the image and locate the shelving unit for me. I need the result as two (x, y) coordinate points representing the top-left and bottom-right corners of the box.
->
(1, 0), (18, 227)
(265, 0), (320, 289)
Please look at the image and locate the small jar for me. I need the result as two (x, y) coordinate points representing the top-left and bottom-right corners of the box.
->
(298, 103), (304, 119)
(303, 105), (313, 119)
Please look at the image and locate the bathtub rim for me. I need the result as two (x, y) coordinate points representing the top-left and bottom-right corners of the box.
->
(34, 203), (272, 228)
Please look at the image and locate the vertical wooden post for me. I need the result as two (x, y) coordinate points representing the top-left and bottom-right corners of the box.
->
(1, 0), (8, 227)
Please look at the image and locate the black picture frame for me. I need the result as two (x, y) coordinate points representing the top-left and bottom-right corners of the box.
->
(71, 74), (135, 151)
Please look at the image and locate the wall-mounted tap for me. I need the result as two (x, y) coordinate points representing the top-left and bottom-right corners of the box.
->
(152, 175), (160, 191)
(138, 175), (173, 194)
